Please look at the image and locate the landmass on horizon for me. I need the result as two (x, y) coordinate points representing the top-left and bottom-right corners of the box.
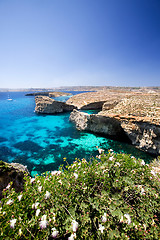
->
(0, 86), (160, 92)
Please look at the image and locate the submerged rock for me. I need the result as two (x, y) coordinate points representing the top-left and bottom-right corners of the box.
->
(35, 96), (76, 114)
(0, 161), (29, 199)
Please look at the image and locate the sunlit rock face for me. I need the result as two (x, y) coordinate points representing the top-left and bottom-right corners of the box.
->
(0, 161), (29, 199)
(120, 120), (160, 156)
(99, 94), (160, 156)
(35, 96), (75, 114)
(66, 91), (123, 110)
(69, 110), (128, 141)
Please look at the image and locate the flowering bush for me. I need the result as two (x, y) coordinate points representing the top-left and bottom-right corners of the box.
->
(0, 151), (160, 239)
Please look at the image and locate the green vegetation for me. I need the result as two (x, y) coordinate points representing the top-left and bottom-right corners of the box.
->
(0, 151), (159, 239)
(0, 160), (10, 172)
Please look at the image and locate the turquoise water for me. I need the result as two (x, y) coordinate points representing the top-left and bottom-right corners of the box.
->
(0, 92), (153, 176)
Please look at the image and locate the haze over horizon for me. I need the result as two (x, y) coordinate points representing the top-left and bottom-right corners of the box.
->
(0, 0), (160, 88)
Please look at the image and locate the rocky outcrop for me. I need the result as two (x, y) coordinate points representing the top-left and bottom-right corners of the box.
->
(70, 93), (160, 156)
(99, 94), (160, 156)
(66, 91), (124, 110)
(26, 91), (71, 97)
(70, 110), (129, 141)
(119, 118), (160, 156)
(35, 96), (76, 114)
(0, 161), (29, 199)
(102, 99), (121, 111)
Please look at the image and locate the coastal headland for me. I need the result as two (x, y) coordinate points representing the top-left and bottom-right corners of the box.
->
(34, 87), (160, 156)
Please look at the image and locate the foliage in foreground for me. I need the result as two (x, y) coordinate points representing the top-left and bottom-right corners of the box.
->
(0, 150), (160, 240)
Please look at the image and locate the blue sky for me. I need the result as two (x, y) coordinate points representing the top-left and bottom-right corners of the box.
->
(0, 0), (160, 88)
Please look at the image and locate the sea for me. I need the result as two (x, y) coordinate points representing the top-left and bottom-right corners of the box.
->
(0, 91), (153, 176)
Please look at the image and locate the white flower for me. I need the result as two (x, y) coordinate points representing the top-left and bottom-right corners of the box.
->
(39, 215), (48, 229)
(51, 227), (59, 238)
(68, 233), (76, 240)
(141, 160), (145, 166)
(51, 170), (61, 176)
(36, 209), (40, 217)
(6, 183), (11, 189)
(98, 224), (105, 233)
(6, 199), (13, 205)
(151, 170), (156, 176)
(109, 156), (114, 161)
(10, 219), (17, 228)
(98, 148), (104, 154)
(74, 173), (78, 179)
(101, 213), (107, 223)
(45, 191), (51, 199)
(30, 178), (35, 183)
(120, 215), (124, 223)
(124, 213), (131, 225)
(58, 180), (62, 185)
(143, 224), (146, 230)
(141, 188), (145, 194)
(32, 202), (39, 209)
(72, 220), (78, 232)
(115, 162), (121, 167)
(38, 186), (42, 192)
(19, 228), (22, 236)
(18, 194), (22, 201)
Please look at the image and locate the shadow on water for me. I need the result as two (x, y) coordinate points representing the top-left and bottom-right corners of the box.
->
(13, 140), (43, 152)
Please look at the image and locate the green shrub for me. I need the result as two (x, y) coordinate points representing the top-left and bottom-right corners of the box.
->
(0, 151), (159, 239)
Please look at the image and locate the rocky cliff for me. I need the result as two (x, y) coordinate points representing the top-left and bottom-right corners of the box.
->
(66, 91), (124, 110)
(70, 94), (160, 156)
(70, 110), (130, 141)
(35, 96), (76, 114)
(0, 161), (29, 199)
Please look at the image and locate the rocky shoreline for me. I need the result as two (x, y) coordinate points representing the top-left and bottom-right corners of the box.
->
(35, 96), (75, 114)
(0, 161), (29, 199)
(34, 89), (160, 157)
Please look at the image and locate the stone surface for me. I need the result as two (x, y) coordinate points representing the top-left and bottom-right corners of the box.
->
(99, 94), (160, 156)
(70, 93), (160, 156)
(0, 161), (29, 199)
(66, 91), (125, 110)
(70, 110), (128, 140)
(35, 96), (75, 114)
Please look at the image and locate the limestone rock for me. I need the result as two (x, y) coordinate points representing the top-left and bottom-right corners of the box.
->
(70, 110), (128, 140)
(66, 91), (124, 110)
(99, 94), (160, 156)
(102, 99), (120, 111)
(35, 96), (75, 114)
(0, 161), (29, 199)
(120, 120), (160, 156)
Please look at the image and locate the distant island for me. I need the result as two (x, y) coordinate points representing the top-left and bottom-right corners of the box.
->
(0, 86), (160, 92)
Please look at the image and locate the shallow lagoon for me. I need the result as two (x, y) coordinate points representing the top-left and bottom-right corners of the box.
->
(0, 91), (153, 176)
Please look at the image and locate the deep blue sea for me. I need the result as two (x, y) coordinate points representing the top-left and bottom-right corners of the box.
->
(0, 91), (153, 176)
